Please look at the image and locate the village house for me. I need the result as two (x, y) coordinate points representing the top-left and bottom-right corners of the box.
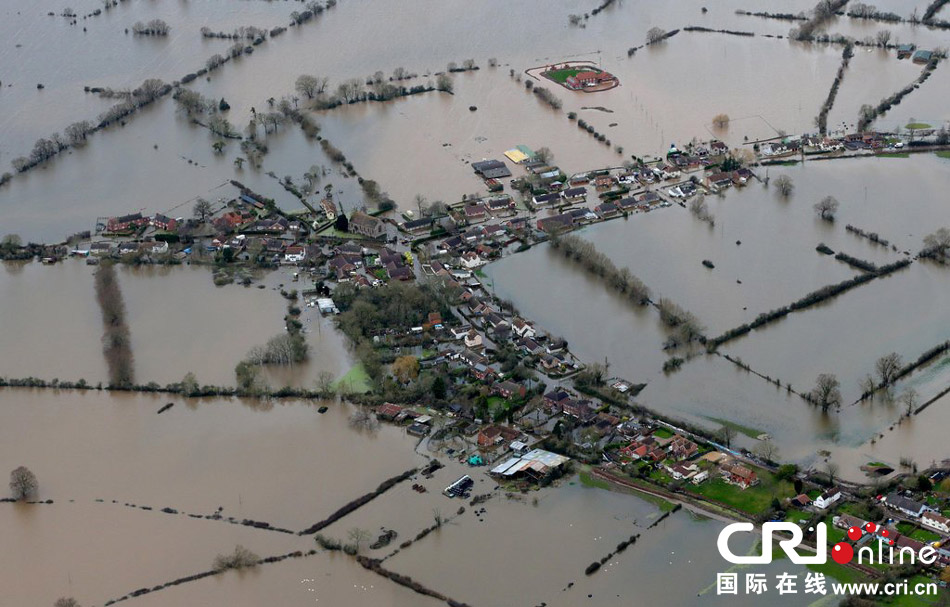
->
(477, 424), (522, 449)
(402, 217), (434, 235)
(921, 511), (950, 534)
(107, 212), (149, 233)
(537, 214), (574, 233)
(518, 336), (544, 356)
(349, 211), (386, 238)
(595, 202), (619, 219)
(151, 213), (178, 231)
(320, 198), (337, 220)
(543, 389), (572, 412)
(565, 70), (615, 90)
(376, 402), (404, 422)
(512, 317), (536, 339)
(460, 251), (485, 269)
(668, 435), (699, 461)
(620, 436), (665, 462)
(884, 493), (932, 518)
(486, 196), (515, 215)
(705, 172), (733, 190)
(214, 211), (249, 232)
(464, 329), (483, 350)
(722, 463), (759, 489)
(463, 203), (488, 222)
(531, 192), (561, 208)
(491, 380), (526, 400)
(471, 159), (512, 179)
(813, 487), (843, 510)
(450, 325), (472, 340)
(90, 241), (114, 256)
(562, 398), (595, 421)
(561, 186), (587, 203)
(283, 245), (307, 264)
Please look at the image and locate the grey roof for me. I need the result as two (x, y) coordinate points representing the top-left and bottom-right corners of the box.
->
(481, 166), (512, 179)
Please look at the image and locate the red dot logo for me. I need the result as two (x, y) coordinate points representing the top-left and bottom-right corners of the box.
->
(847, 526), (863, 541)
(881, 529), (889, 537)
(832, 542), (854, 564)
(865, 522), (877, 533)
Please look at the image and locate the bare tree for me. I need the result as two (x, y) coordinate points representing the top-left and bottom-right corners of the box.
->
(774, 174), (794, 197)
(54, 599), (81, 607)
(9, 466), (38, 501)
(712, 113), (730, 129)
(348, 406), (379, 431)
(193, 198), (213, 222)
(813, 195), (839, 221)
(295, 74), (320, 99)
(347, 527), (371, 552)
(876, 30), (892, 47)
(718, 425), (735, 448)
(810, 373), (841, 412)
(754, 439), (778, 463)
(315, 371), (335, 395)
(436, 73), (454, 93)
(899, 388), (918, 417)
(875, 352), (903, 386)
(213, 545), (259, 571)
(826, 461), (840, 485)
(534, 146), (553, 164)
(646, 27), (667, 43)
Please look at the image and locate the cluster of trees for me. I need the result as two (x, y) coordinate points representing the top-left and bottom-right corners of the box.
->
(688, 195), (715, 226)
(656, 297), (705, 347)
(333, 281), (455, 385)
(131, 19), (170, 35)
(816, 44), (854, 134)
(95, 263), (135, 387)
(530, 84), (562, 110)
(834, 252), (878, 273)
(920, 227), (950, 263)
(712, 113), (730, 129)
(845, 224), (890, 247)
(550, 234), (652, 305)
(574, 117), (612, 147)
(790, 0), (850, 41)
(922, 0), (950, 23)
(200, 26), (267, 41)
(646, 27), (668, 44)
(212, 545), (259, 572)
(708, 258), (912, 348)
(859, 342), (950, 402)
(446, 59), (478, 72)
(244, 333), (308, 367)
(846, 3), (901, 22)
(290, 0), (335, 26)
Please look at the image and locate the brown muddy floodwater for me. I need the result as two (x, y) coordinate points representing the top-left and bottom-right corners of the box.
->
(0, 260), (358, 388)
(0, 387), (431, 605)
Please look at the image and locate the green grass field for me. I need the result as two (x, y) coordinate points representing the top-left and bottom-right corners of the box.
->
(688, 468), (795, 515)
(936, 151), (950, 159)
(702, 416), (764, 439)
(879, 152), (911, 158)
(543, 68), (585, 84)
(806, 560), (867, 585)
(333, 363), (372, 394)
(906, 122), (932, 130)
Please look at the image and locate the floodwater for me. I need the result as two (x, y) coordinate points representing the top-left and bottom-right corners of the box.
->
(0, 389), (425, 528)
(2, 1), (950, 604)
(0, 387), (436, 606)
(0, 260), (356, 388)
(488, 155), (950, 478)
(4, 0), (948, 241)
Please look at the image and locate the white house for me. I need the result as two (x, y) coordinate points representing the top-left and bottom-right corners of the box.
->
(460, 251), (485, 269)
(884, 493), (932, 518)
(813, 487), (842, 510)
(921, 512), (950, 534)
(283, 245), (307, 264)
(512, 317), (536, 339)
(464, 329), (483, 350)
